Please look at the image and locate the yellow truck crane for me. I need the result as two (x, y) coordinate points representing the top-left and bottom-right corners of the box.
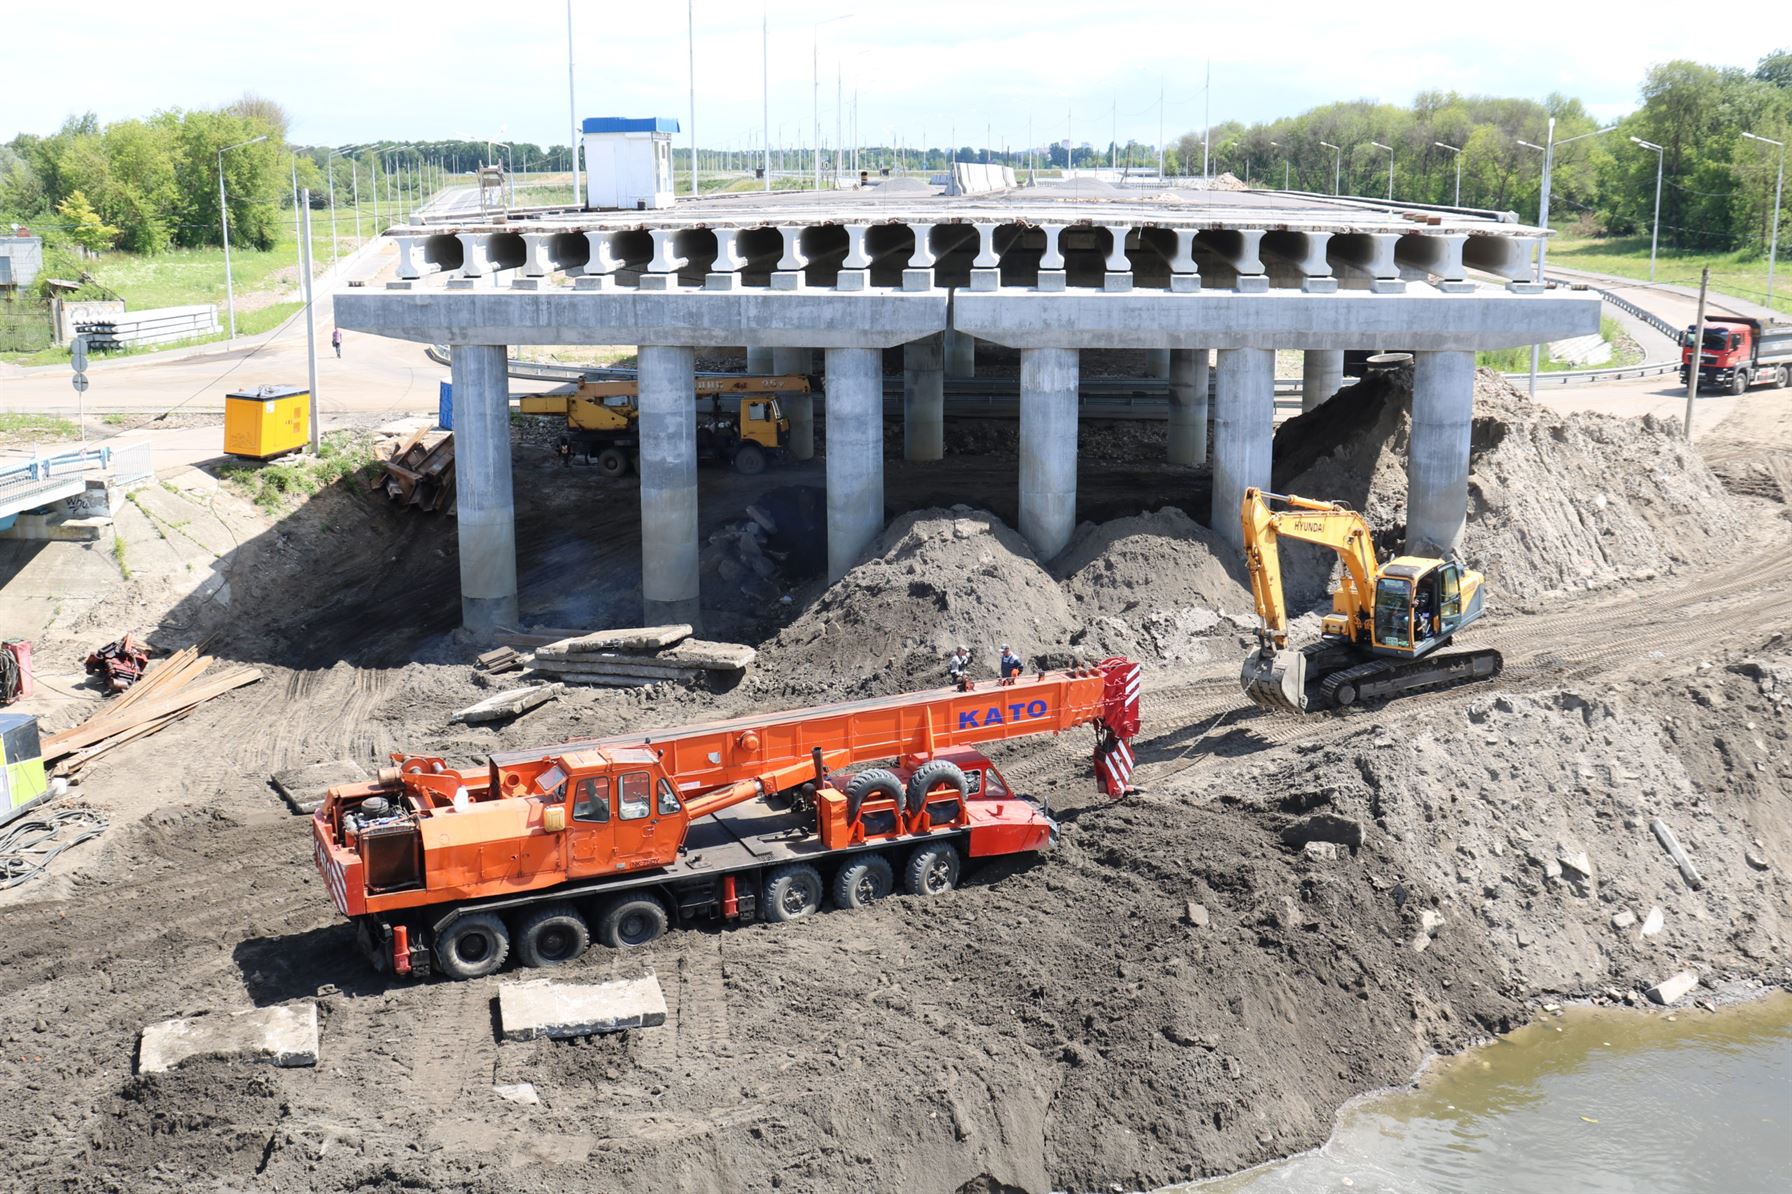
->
(519, 373), (808, 477)
(1239, 488), (1502, 713)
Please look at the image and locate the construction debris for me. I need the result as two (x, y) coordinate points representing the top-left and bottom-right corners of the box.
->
(46, 646), (262, 775)
(372, 428), (455, 512)
(475, 646), (523, 675)
(271, 759), (370, 816)
(498, 976), (668, 1041)
(138, 1003), (319, 1073)
(527, 626), (755, 688)
(450, 683), (564, 724)
(83, 634), (151, 693)
(1651, 818), (1705, 890)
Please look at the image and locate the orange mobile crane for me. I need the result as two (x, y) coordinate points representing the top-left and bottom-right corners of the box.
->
(313, 658), (1143, 980)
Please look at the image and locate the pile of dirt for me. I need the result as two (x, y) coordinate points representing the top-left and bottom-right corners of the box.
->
(1273, 365), (1748, 608)
(749, 507), (1079, 698)
(1054, 506), (1254, 662)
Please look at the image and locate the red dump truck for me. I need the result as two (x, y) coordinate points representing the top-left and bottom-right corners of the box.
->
(313, 659), (1143, 980)
(1680, 317), (1792, 394)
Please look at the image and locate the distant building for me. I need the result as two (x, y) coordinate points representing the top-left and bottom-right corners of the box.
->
(0, 234), (43, 291)
(581, 117), (679, 211)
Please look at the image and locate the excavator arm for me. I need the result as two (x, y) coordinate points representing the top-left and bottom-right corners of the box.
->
(1239, 488), (1380, 648)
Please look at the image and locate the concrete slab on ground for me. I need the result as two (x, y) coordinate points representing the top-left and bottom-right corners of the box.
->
(498, 975), (668, 1041)
(139, 1002), (318, 1072)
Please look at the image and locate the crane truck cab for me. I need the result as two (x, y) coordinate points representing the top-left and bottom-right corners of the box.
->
(1680, 318), (1792, 395)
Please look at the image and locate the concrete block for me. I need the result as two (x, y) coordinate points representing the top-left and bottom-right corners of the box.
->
(574, 274), (612, 290)
(537, 624), (693, 655)
(450, 682), (564, 724)
(901, 268), (934, 291)
(511, 278), (540, 291)
(770, 271), (804, 291)
(968, 268), (999, 292)
(385, 280), (414, 290)
(704, 272), (740, 291)
(1300, 277), (1339, 294)
(1035, 270), (1067, 292)
(833, 269), (868, 291)
(1234, 275), (1270, 294)
(446, 278), (476, 290)
(140, 1003), (318, 1073)
(1434, 280), (1477, 294)
(1302, 840), (1339, 862)
(1644, 970), (1698, 1006)
(1641, 906), (1664, 937)
(1506, 280), (1545, 295)
(1369, 279), (1406, 294)
(1419, 909), (1445, 935)
(499, 976), (668, 1041)
(637, 273), (673, 291)
(1611, 909), (1636, 930)
(494, 1083), (540, 1105)
(1168, 274), (1201, 293)
(1557, 846), (1593, 881)
(1183, 900), (1210, 928)
(1102, 272), (1134, 293)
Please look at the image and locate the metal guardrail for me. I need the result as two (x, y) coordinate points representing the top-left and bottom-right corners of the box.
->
(0, 445), (111, 491)
(1553, 277), (1682, 342)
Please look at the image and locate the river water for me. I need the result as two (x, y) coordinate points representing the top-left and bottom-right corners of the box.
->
(1182, 991), (1792, 1194)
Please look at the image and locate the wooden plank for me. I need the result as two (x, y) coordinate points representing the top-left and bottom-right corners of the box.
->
(44, 668), (262, 759)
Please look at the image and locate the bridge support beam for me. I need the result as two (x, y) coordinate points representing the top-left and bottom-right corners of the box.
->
(1211, 347), (1275, 551)
(638, 345), (702, 626)
(1019, 347), (1079, 560)
(825, 347), (885, 580)
(449, 345), (519, 631)
(1406, 349), (1476, 557)
(1168, 348), (1209, 466)
(1302, 349), (1346, 412)
(903, 333), (945, 461)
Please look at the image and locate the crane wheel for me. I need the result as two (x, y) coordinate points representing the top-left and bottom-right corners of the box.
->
(762, 862), (824, 923)
(844, 768), (904, 823)
(596, 893), (669, 948)
(904, 842), (961, 897)
(832, 854), (894, 910)
(515, 903), (590, 968)
(434, 911), (511, 980)
(905, 759), (968, 825)
(733, 443), (768, 475)
(595, 448), (629, 478)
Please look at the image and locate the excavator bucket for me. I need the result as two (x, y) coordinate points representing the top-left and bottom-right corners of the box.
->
(1240, 645), (1309, 714)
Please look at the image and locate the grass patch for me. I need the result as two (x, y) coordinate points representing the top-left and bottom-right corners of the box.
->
(1550, 236), (1791, 316)
(111, 533), (131, 579)
(218, 430), (375, 513)
(1477, 314), (1635, 373)
(0, 412), (80, 443)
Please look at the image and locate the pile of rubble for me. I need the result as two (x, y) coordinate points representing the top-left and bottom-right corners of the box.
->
(372, 428), (455, 513)
(524, 624), (756, 688)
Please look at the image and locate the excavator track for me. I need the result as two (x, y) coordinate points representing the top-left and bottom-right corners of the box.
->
(1317, 647), (1503, 708)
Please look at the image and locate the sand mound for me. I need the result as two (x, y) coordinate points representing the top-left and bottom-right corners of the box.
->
(1055, 507), (1254, 662)
(752, 507), (1078, 696)
(1274, 366), (1746, 606)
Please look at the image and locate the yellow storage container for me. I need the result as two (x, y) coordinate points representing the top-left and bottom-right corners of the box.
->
(224, 385), (310, 459)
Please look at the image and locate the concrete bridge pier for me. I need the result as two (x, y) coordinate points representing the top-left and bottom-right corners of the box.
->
(746, 345), (774, 373)
(1211, 347), (1275, 550)
(903, 333), (945, 461)
(945, 328), (975, 379)
(638, 345), (702, 625)
(1302, 349), (1346, 412)
(1146, 349), (1172, 380)
(448, 345), (519, 632)
(1406, 350), (1476, 557)
(1168, 348), (1210, 465)
(772, 347), (817, 459)
(825, 347), (885, 580)
(1019, 347), (1080, 560)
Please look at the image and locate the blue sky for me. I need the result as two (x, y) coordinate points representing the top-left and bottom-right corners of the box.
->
(7, 0), (1772, 151)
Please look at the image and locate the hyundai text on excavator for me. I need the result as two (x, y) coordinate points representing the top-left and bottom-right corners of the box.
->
(313, 658), (1142, 980)
(518, 372), (807, 477)
(1239, 488), (1501, 713)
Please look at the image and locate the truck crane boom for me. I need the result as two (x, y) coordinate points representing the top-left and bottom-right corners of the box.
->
(313, 658), (1142, 980)
(1239, 488), (1500, 713)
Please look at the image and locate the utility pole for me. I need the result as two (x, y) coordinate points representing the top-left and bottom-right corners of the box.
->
(216, 134), (266, 341)
(1686, 266), (1709, 442)
(1518, 121), (1615, 396)
(1742, 132), (1784, 304)
(1434, 141), (1462, 207)
(1157, 81), (1165, 178)
(351, 160), (361, 243)
(1371, 141), (1393, 200)
(1202, 60), (1211, 181)
(1320, 141), (1340, 195)
(688, 0), (698, 196)
(1630, 137), (1663, 282)
(326, 149), (339, 277)
(567, 0), (581, 206)
(300, 188), (320, 454)
(762, 4), (770, 192)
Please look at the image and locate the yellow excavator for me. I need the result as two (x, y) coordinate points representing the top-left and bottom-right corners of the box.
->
(1239, 488), (1502, 713)
(519, 373), (807, 477)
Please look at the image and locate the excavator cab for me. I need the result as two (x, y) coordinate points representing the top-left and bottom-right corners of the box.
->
(1370, 559), (1480, 657)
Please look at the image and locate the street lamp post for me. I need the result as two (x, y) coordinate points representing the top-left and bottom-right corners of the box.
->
(1434, 140), (1462, 207)
(1742, 131), (1785, 305)
(812, 14), (851, 191)
(1370, 141), (1393, 200)
(1630, 136), (1664, 282)
(1320, 141), (1341, 195)
(567, 0), (581, 207)
(1269, 141), (1289, 190)
(216, 133), (267, 341)
(1517, 120), (1618, 394)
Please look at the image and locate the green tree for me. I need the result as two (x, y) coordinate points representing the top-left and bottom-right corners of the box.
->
(55, 189), (120, 253)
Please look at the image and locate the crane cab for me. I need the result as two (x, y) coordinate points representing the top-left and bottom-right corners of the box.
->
(1363, 557), (1485, 657)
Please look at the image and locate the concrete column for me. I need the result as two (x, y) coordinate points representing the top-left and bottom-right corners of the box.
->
(1406, 350), (1476, 558)
(638, 345), (701, 625)
(945, 328), (975, 379)
(746, 346), (774, 374)
(1146, 349), (1171, 379)
(449, 345), (519, 631)
(1019, 347), (1079, 560)
(1168, 348), (1209, 466)
(772, 347), (816, 460)
(1301, 350), (1346, 413)
(825, 347), (884, 580)
(903, 333), (945, 461)
(1211, 348), (1275, 551)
